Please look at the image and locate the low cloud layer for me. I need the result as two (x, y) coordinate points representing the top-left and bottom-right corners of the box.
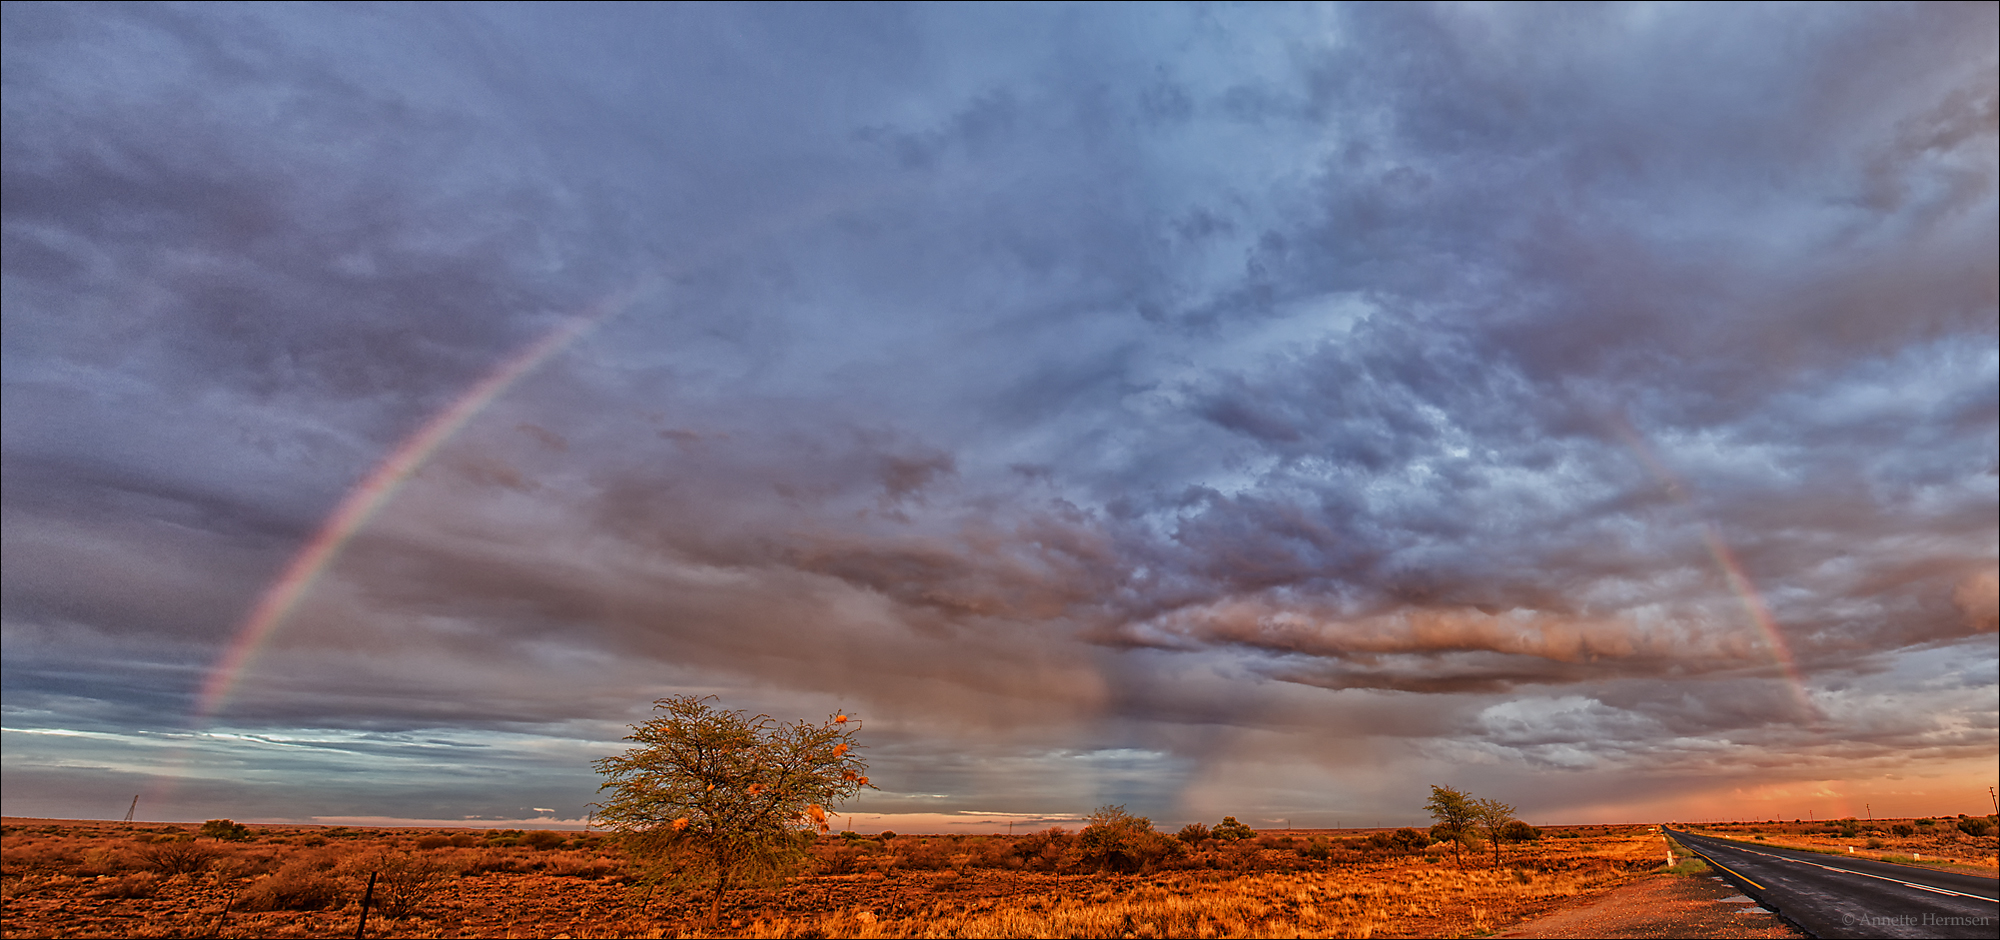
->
(4, 3), (1995, 827)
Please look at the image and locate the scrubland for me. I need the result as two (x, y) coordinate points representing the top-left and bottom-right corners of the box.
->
(5, 819), (1676, 938)
(1677, 815), (2000, 870)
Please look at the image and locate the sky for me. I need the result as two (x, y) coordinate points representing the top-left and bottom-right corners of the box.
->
(3, 2), (1995, 833)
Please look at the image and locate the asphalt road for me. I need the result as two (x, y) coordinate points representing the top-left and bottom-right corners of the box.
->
(1664, 827), (1999, 939)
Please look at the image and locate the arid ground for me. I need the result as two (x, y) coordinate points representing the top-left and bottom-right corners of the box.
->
(4, 817), (1991, 938)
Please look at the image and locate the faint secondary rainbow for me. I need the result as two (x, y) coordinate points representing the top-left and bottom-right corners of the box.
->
(1609, 417), (1816, 717)
(196, 291), (635, 718)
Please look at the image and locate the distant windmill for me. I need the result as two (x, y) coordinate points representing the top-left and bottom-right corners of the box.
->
(122, 795), (138, 825)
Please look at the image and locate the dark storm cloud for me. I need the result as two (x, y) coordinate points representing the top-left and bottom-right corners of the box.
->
(5, 2), (1995, 824)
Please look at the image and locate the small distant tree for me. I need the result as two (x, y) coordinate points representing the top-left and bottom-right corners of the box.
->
(1425, 785), (1478, 868)
(1176, 822), (1212, 845)
(1211, 816), (1255, 842)
(592, 696), (872, 927)
(1474, 797), (1517, 865)
(1501, 820), (1541, 843)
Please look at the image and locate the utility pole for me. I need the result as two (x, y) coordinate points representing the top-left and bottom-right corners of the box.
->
(1988, 787), (1996, 816)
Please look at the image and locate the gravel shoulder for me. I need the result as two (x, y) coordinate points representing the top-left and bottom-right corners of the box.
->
(1498, 873), (1806, 939)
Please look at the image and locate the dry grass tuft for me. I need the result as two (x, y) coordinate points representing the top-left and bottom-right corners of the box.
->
(135, 840), (220, 875)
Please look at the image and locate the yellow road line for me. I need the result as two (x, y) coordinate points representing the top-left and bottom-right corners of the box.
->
(1687, 848), (1767, 891)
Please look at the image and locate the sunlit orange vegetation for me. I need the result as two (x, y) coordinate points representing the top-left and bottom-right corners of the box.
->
(2, 820), (1666, 939)
(1679, 815), (1999, 870)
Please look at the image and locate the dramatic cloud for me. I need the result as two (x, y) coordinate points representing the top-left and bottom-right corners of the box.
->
(4, 3), (1995, 828)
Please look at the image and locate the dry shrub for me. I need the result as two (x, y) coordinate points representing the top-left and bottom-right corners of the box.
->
(414, 835), (453, 850)
(337, 848), (451, 917)
(239, 858), (346, 912)
(80, 845), (140, 875)
(1215, 838), (1273, 871)
(5, 838), (89, 876)
(87, 872), (162, 899)
(540, 849), (620, 879)
(816, 845), (869, 875)
(137, 840), (220, 875)
(463, 848), (534, 875)
(897, 838), (954, 871)
(1010, 827), (1072, 872)
(971, 837), (1019, 869)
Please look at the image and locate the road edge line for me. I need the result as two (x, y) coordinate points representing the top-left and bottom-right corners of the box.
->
(1668, 830), (1822, 939)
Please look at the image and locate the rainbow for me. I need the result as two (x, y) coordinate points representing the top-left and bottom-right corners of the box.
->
(192, 177), (925, 720)
(1698, 522), (1813, 710)
(196, 293), (632, 718)
(1608, 417), (1816, 716)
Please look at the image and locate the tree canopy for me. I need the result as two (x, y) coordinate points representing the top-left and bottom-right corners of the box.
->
(1473, 796), (1519, 865)
(1425, 785), (1478, 868)
(592, 695), (871, 924)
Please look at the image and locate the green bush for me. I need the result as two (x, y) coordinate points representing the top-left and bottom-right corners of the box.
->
(1066, 805), (1185, 873)
(199, 819), (251, 842)
(1212, 816), (1255, 842)
(1956, 817), (1995, 837)
(1891, 824), (1914, 837)
(1501, 820), (1541, 843)
(523, 830), (567, 850)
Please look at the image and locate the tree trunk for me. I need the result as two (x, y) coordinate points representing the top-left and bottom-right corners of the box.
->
(709, 871), (729, 928)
